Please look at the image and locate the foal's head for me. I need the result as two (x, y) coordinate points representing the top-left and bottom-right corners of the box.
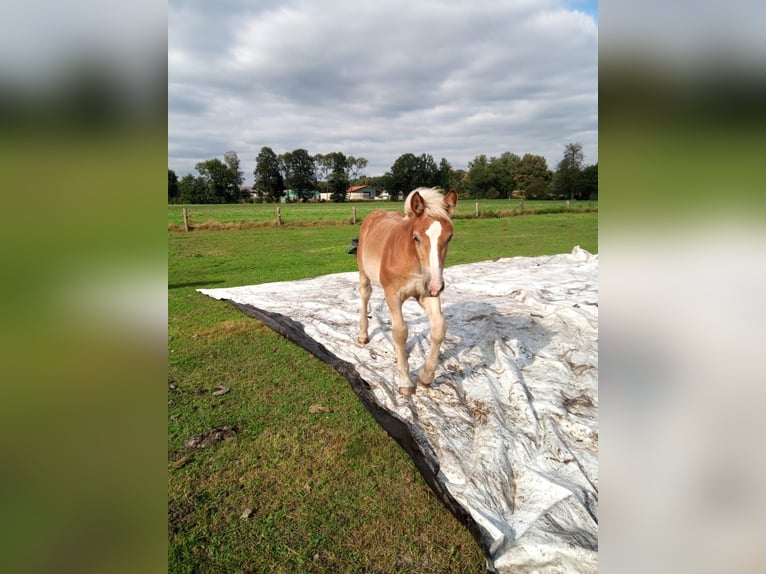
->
(404, 187), (458, 297)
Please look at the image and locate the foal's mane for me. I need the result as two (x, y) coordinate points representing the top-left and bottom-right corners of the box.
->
(403, 187), (452, 220)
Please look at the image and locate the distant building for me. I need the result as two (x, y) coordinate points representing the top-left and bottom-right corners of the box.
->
(319, 185), (380, 201)
(374, 190), (403, 201)
(281, 189), (320, 202)
(346, 185), (378, 200)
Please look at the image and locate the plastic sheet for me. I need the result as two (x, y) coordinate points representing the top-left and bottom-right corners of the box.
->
(199, 246), (598, 572)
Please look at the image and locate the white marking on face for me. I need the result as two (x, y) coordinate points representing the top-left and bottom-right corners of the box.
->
(425, 221), (443, 277)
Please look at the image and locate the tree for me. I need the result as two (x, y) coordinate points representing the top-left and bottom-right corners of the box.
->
(452, 168), (470, 198)
(389, 152), (441, 199)
(436, 157), (454, 190)
(576, 162), (598, 200)
(492, 152), (520, 198)
(466, 154), (494, 198)
(279, 149), (316, 201)
(178, 174), (194, 202)
(254, 146), (285, 203)
(313, 153), (331, 186)
(553, 142), (585, 201)
(389, 153), (419, 199)
(328, 152), (350, 203)
(223, 150), (245, 200)
(415, 153), (439, 187)
(525, 179), (549, 200)
(168, 168), (179, 203)
(313, 153), (334, 198)
(346, 156), (368, 183)
(178, 174), (209, 203)
(464, 152), (519, 199)
(515, 154), (551, 199)
(195, 158), (239, 203)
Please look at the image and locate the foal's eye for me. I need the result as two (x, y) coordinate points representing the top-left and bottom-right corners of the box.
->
(413, 234), (420, 244)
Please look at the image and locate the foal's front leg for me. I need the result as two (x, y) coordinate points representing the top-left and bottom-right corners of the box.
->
(357, 271), (372, 345)
(417, 295), (446, 387)
(385, 291), (414, 395)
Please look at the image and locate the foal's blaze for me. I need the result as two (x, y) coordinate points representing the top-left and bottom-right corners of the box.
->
(356, 187), (458, 395)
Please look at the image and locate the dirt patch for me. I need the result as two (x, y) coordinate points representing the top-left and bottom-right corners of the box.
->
(190, 320), (253, 340)
(169, 454), (192, 470)
(308, 404), (333, 414)
(183, 425), (238, 449)
(168, 499), (195, 535)
(468, 400), (491, 426)
(562, 393), (595, 417)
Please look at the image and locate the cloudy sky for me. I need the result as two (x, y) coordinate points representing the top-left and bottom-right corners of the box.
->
(168, 0), (598, 184)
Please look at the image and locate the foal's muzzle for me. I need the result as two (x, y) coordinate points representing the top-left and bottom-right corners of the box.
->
(426, 280), (445, 297)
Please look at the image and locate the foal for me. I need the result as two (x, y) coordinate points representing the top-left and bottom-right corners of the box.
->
(356, 187), (458, 395)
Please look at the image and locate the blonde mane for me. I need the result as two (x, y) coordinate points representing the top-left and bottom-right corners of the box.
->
(403, 187), (451, 219)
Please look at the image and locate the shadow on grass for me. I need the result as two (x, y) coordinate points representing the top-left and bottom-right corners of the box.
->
(169, 280), (225, 290)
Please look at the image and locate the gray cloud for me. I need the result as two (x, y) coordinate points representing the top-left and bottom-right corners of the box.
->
(169, 0), (598, 182)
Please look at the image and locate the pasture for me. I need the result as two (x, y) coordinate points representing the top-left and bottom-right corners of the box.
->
(168, 199), (597, 230)
(168, 209), (597, 573)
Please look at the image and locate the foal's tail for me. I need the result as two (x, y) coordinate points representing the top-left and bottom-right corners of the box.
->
(346, 237), (359, 255)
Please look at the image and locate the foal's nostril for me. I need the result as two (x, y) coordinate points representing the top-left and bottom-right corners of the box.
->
(424, 273), (444, 296)
(428, 283), (444, 297)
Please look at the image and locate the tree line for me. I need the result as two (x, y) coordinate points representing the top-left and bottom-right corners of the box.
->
(168, 143), (597, 204)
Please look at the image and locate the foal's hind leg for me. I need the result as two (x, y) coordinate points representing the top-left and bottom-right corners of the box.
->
(417, 295), (446, 387)
(358, 270), (372, 345)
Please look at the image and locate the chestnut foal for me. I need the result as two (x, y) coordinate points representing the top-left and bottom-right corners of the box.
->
(356, 187), (458, 395)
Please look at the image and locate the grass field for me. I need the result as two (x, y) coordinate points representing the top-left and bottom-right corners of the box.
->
(168, 199), (597, 230)
(168, 211), (597, 573)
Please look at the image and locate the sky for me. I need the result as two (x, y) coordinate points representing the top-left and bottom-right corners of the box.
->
(168, 0), (598, 184)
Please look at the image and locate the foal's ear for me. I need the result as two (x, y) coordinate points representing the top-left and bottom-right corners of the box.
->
(444, 189), (458, 215)
(410, 191), (426, 216)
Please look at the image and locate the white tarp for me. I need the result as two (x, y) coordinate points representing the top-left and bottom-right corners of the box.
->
(199, 246), (598, 572)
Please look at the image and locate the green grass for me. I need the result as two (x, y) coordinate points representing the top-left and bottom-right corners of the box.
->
(168, 212), (597, 573)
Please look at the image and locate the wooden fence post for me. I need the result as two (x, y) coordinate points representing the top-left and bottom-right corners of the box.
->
(183, 207), (190, 232)
(276, 206), (283, 226)
(352, 206), (357, 225)
(566, 200), (570, 209)
(475, 201), (479, 218)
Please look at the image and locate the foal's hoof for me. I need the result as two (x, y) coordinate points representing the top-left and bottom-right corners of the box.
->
(358, 336), (368, 345)
(417, 373), (434, 387)
(398, 386), (416, 396)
